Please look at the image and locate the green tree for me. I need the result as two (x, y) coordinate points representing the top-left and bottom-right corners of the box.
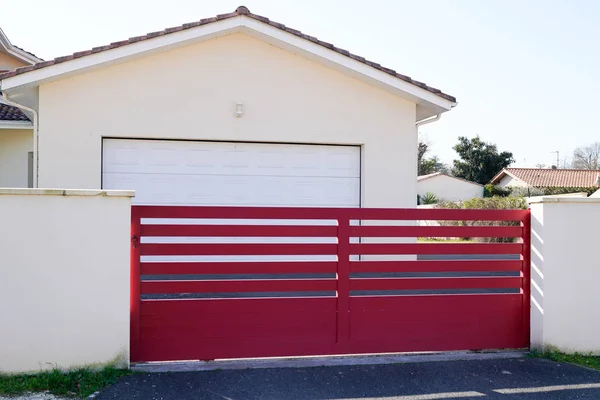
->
(452, 136), (514, 184)
(418, 141), (449, 175)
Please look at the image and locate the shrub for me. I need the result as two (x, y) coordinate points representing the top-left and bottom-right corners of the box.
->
(509, 186), (544, 197)
(484, 184), (511, 198)
(539, 186), (598, 196)
(436, 196), (527, 242)
(420, 192), (439, 205)
(460, 196), (527, 210)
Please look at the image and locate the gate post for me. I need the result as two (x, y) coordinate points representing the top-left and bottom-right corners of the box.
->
(130, 206), (142, 363)
(522, 210), (531, 347)
(336, 215), (351, 349)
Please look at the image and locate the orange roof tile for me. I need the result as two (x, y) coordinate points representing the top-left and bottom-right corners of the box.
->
(491, 168), (600, 188)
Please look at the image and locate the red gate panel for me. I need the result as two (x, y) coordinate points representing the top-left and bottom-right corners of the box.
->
(131, 205), (530, 363)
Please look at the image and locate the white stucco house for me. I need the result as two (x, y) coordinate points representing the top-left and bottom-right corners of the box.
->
(0, 6), (456, 208)
(0, 28), (43, 188)
(417, 172), (483, 203)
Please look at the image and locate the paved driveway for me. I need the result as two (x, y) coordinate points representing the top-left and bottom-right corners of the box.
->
(97, 357), (600, 400)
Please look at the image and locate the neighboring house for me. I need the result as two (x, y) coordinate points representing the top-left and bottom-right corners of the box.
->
(490, 168), (600, 191)
(0, 6), (456, 208)
(0, 28), (42, 188)
(417, 172), (483, 203)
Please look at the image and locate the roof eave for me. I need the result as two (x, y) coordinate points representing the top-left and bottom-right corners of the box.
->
(0, 120), (33, 129)
(0, 28), (42, 65)
(419, 172), (484, 187)
(0, 14), (455, 114)
(489, 169), (513, 185)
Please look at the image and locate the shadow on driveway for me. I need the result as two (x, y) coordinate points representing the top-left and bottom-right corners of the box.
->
(97, 357), (600, 400)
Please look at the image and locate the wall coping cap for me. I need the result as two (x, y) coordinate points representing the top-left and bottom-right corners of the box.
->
(528, 196), (600, 204)
(0, 188), (135, 197)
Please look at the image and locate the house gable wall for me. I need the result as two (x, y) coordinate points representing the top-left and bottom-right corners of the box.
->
(0, 51), (27, 71)
(498, 174), (529, 188)
(38, 33), (417, 207)
(417, 175), (483, 202)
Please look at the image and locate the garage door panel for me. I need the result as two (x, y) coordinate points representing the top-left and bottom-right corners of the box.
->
(105, 172), (359, 206)
(103, 139), (360, 207)
(103, 139), (360, 178)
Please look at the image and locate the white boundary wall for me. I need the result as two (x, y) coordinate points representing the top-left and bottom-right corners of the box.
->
(530, 197), (600, 354)
(0, 188), (133, 373)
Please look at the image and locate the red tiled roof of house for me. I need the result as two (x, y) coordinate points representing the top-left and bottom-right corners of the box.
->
(491, 168), (600, 188)
(0, 6), (456, 103)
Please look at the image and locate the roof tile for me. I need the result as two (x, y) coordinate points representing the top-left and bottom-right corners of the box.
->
(183, 22), (202, 29)
(495, 168), (600, 188)
(128, 36), (146, 43)
(15, 65), (34, 74)
(0, 6), (457, 103)
(92, 45), (112, 52)
(269, 21), (286, 29)
(216, 12), (238, 20)
(73, 50), (93, 58)
(250, 15), (269, 23)
(109, 40), (129, 47)
(54, 55), (74, 63)
(0, 103), (30, 121)
(284, 27), (301, 35)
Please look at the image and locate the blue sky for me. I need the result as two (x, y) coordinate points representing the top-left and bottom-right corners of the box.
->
(2, 0), (599, 167)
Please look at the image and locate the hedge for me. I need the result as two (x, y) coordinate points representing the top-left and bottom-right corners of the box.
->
(435, 196), (527, 242)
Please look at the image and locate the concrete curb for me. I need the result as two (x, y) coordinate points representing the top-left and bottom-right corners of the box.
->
(132, 350), (528, 373)
(85, 390), (101, 399)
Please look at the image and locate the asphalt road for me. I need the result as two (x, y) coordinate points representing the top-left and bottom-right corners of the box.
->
(96, 357), (600, 400)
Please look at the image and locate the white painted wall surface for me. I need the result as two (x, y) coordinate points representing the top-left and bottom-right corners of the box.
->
(0, 129), (32, 187)
(417, 175), (483, 202)
(37, 33), (417, 208)
(497, 175), (528, 188)
(0, 189), (133, 373)
(0, 51), (27, 71)
(530, 197), (600, 353)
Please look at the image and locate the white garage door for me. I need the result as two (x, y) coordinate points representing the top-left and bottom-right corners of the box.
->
(102, 139), (360, 207)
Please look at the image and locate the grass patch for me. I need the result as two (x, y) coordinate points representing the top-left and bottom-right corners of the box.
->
(530, 349), (600, 371)
(0, 367), (132, 398)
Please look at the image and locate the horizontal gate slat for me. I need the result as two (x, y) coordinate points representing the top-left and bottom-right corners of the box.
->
(350, 276), (522, 291)
(141, 278), (337, 294)
(349, 225), (523, 238)
(140, 296), (337, 314)
(347, 208), (529, 221)
(141, 224), (338, 237)
(140, 243), (338, 256)
(135, 205), (350, 219)
(134, 205), (529, 221)
(141, 261), (338, 275)
(350, 260), (523, 273)
(349, 242), (523, 255)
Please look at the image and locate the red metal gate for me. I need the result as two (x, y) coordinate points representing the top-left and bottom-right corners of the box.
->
(130, 206), (530, 362)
